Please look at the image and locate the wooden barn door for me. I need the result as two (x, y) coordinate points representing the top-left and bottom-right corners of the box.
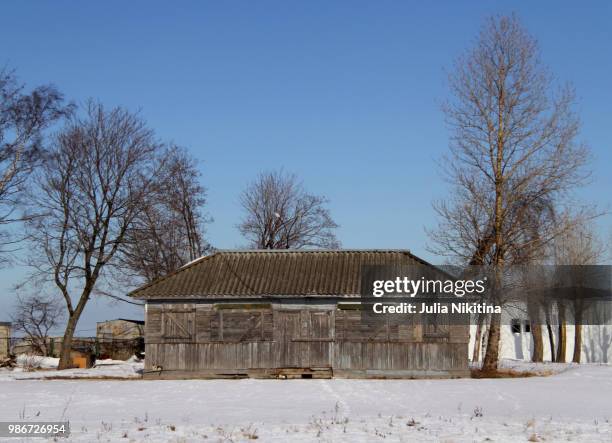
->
(276, 311), (301, 368)
(275, 310), (333, 369)
(306, 311), (333, 368)
(161, 305), (195, 342)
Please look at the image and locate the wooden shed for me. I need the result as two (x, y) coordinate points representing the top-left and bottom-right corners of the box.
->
(0, 322), (10, 360)
(96, 319), (145, 341)
(96, 319), (145, 360)
(129, 250), (469, 379)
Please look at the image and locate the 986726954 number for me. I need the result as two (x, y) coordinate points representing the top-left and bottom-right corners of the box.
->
(0, 422), (70, 438)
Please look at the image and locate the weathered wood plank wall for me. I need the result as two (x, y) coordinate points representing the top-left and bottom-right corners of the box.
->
(144, 302), (469, 378)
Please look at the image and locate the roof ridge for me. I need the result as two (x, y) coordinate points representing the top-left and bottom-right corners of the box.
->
(214, 249), (413, 253)
(128, 249), (438, 298)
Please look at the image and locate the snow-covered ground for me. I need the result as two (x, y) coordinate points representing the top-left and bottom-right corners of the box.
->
(0, 355), (143, 380)
(470, 358), (581, 375)
(0, 361), (610, 442)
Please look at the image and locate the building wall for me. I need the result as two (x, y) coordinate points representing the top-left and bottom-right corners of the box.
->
(0, 324), (10, 359)
(96, 320), (144, 340)
(469, 322), (611, 363)
(143, 300), (470, 378)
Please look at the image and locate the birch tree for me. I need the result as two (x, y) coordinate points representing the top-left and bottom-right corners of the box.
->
(553, 222), (604, 362)
(429, 15), (590, 371)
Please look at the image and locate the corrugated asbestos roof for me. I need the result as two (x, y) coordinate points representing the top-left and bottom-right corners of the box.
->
(128, 249), (432, 299)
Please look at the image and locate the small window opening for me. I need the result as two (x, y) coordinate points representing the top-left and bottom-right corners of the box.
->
(511, 319), (521, 334)
(301, 373), (313, 379)
(524, 322), (531, 333)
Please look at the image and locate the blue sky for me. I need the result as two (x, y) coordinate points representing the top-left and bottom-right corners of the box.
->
(1, 1), (611, 329)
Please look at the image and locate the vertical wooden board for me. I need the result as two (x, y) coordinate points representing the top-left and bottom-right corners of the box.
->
(210, 311), (221, 341)
(414, 323), (423, 342)
(390, 343), (398, 370)
(369, 342), (379, 369)
(414, 343), (422, 370)
(167, 344), (176, 370)
(334, 310), (344, 340)
(206, 343), (217, 369)
(300, 310), (311, 339)
(218, 343), (234, 368)
(177, 344), (184, 370)
(158, 343), (165, 368)
(262, 310), (274, 341)
(456, 343), (468, 369)
(261, 341), (273, 368)
(196, 344), (207, 368)
(160, 344), (171, 369)
(249, 342), (259, 368)
(239, 343), (248, 369)
(405, 342), (413, 369)
(426, 343), (434, 370)
(144, 344), (156, 370)
(335, 341), (348, 369)
(213, 343), (224, 368)
(378, 343), (387, 370)
(351, 342), (361, 370)
(390, 343), (400, 370)
(244, 343), (253, 369)
(359, 342), (367, 369)
(187, 343), (197, 371)
(145, 305), (163, 342)
(333, 340), (340, 368)
(272, 340), (281, 369)
(195, 305), (214, 342)
(275, 311), (301, 367)
(363, 342), (372, 369)
(385, 343), (393, 370)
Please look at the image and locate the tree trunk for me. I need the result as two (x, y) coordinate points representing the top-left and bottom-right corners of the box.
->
(483, 91), (505, 373)
(528, 302), (543, 362)
(531, 322), (543, 362)
(58, 314), (79, 369)
(42, 338), (50, 357)
(472, 313), (485, 362)
(556, 304), (566, 363)
(58, 290), (90, 370)
(573, 317), (582, 363)
(546, 322), (555, 362)
(482, 312), (501, 371)
(482, 265), (503, 371)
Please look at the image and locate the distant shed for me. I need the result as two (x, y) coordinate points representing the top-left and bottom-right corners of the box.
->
(96, 319), (145, 360)
(129, 250), (469, 379)
(0, 322), (10, 359)
(96, 319), (145, 340)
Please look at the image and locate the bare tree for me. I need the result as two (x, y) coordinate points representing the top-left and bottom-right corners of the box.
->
(238, 170), (340, 249)
(11, 294), (64, 356)
(429, 15), (590, 371)
(121, 145), (210, 283)
(0, 69), (72, 262)
(553, 221), (605, 363)
(25, 102), (162, 369)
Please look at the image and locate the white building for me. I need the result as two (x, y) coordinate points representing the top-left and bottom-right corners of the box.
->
(469, 311), (611, 363)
